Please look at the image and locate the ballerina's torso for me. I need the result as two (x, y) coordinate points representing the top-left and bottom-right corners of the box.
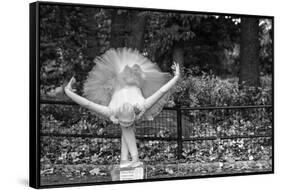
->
(108, 85), (145, 113)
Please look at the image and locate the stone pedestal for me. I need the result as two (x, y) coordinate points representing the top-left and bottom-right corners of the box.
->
(111, 165), (145, 181)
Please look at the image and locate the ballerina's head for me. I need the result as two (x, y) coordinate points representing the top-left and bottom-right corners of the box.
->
(116, 102), (136, 127)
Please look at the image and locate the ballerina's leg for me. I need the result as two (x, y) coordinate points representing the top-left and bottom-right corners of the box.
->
(121, 132), (129, 162)
(120, 126), (139, 162)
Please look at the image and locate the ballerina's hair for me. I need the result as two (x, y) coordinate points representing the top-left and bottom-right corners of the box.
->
(116, 102), (136, 121)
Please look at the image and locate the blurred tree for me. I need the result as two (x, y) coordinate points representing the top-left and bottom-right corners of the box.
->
(110, 9), (127, 48)
(259, 19), (272, 75)
(110, 10), (147, 51)
(126, 10), (147, 50)
(39, 4), (271, 98)
(144, 13), (240, 74)
(239, 17), (260, 87)
(83, 8), (99, 62)
(144, 12), (199, 71)
(39, 5), (88, 95)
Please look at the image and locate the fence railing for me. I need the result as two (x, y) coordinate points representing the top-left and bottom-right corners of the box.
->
(40, 98), (273, 160)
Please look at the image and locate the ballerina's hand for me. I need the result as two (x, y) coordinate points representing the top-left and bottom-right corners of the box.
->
(65, 76), (76, 92)
(171, 62), (180, 77)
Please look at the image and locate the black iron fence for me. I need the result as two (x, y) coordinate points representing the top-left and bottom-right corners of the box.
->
(40, 99), (273, 161)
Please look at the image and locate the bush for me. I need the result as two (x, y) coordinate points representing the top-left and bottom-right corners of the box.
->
(173, 72), (272, 107)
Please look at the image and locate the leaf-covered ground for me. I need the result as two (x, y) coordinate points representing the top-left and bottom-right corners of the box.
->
(41, 160), (272, 186)
(40, 107), (272, 186)
(40, 108), (272, 165)
(40, 76), (272, 186)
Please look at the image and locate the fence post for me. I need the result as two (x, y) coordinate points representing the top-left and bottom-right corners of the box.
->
(176, 104), (183, 160)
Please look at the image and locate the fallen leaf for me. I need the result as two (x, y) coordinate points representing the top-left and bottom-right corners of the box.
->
(165, 168), (174, 174)
(90, 168), (100, 176)
(249, 155), (254, 161)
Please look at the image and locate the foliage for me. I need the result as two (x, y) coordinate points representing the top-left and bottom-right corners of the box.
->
(40, 6), (112, 96)
(144, 12), (199, 60)
(144, 13), (240, 75)
(174, 71), (272, 107)
(40, 5), (89, 93)
(259, 19), (273, 74)
(39, 5), (272, 97)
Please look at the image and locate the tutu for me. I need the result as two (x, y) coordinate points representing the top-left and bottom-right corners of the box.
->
(83, 48), (171, 121)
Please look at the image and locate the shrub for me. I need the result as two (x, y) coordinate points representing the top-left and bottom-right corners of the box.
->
(173, 72), (272, 107)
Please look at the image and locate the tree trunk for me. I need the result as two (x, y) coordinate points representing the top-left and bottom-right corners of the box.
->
(239, 17), (260, 87)
(126, 11), (147, 51)
(110, 10), (128, 48)
(110, 10), (147, 51)
(84, 8), (99, 60)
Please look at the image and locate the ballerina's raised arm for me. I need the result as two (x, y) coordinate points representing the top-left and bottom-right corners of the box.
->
(136, 62), (180, 120)
(64, 77), (119, 123)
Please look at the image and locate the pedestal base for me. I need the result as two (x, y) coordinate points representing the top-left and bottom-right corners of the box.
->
(111, 165), (145, 181)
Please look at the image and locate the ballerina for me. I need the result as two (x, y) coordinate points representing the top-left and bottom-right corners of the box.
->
(64, 48), (180, 168)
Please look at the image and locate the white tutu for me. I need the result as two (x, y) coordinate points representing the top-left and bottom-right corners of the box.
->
(83, 47), (171, 121)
